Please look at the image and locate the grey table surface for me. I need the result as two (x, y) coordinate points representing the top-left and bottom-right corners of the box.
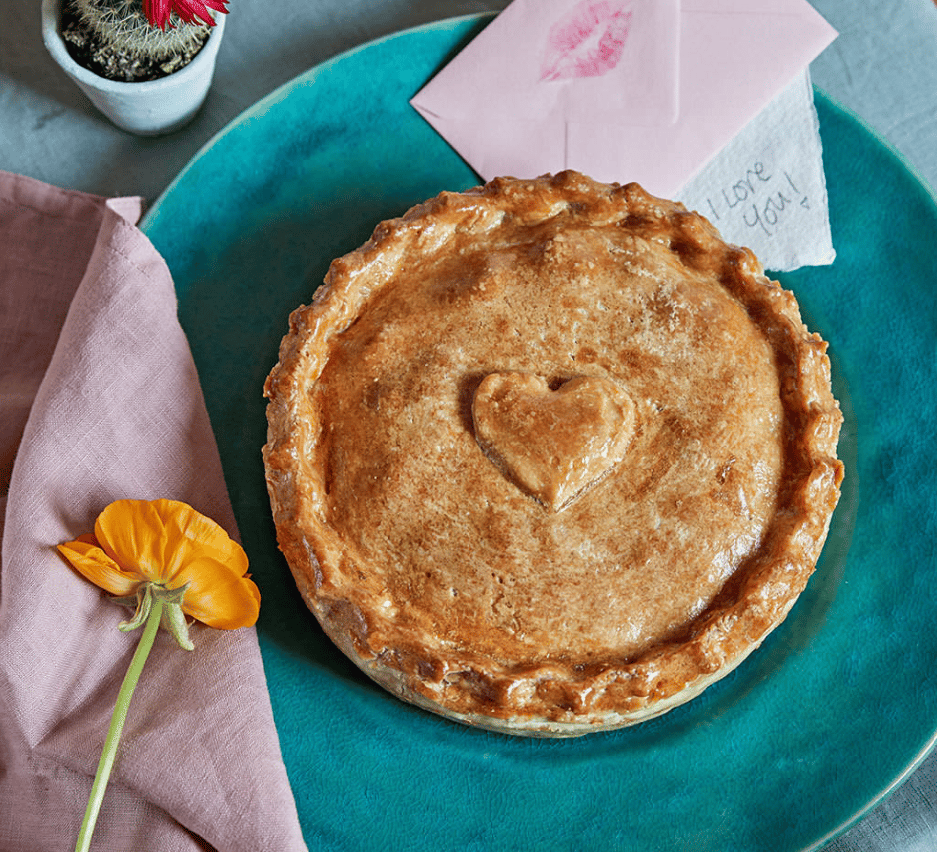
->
(3, 1), (937, 849)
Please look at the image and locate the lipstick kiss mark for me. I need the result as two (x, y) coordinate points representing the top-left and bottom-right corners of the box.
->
(540, 0), (634, 81)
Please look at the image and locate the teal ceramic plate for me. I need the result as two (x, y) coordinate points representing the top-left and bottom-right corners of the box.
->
(142, 14), (937, 852)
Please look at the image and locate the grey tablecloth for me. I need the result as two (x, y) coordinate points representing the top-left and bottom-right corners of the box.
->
(3, 1), (936, 849)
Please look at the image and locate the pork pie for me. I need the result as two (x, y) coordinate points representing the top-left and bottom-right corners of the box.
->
(263, 171), (844, 736)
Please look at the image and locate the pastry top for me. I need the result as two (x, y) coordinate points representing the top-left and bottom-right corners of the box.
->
(263, 171), (843, 732)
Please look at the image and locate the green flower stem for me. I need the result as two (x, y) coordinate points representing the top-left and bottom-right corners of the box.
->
(75, 595), (164, 852)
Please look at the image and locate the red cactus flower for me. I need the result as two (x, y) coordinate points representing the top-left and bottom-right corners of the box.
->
(143, 0), (230, 30)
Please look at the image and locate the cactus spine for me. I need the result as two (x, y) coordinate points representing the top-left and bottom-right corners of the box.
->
(72, 0), (212, 61)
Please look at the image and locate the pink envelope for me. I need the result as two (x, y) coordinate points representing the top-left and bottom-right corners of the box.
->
(411, 0), (837, 198)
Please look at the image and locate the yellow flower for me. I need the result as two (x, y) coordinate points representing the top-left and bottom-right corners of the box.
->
(58, 498), (260, 634)
(57, 498), (261, 851)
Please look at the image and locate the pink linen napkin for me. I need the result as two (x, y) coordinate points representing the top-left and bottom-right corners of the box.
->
(0, 172), (307, 851)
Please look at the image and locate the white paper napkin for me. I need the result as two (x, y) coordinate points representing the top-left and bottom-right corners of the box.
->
(676, 70), (835, 272)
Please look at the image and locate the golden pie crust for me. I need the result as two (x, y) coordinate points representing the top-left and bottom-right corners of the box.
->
(263, 171), (844, 736)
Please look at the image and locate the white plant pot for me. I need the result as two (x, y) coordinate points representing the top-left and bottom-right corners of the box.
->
(41, 0), (226, 136)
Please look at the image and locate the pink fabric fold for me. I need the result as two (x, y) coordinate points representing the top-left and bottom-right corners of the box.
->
(0, 172), (307, 852)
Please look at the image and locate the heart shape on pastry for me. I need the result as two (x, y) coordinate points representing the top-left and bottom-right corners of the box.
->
(472, 372), (636, 511)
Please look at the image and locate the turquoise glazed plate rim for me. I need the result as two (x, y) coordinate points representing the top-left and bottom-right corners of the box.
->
(142, 14), (937, 852)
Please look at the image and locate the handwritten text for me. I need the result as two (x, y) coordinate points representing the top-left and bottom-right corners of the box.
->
(704, 164), (810, 238)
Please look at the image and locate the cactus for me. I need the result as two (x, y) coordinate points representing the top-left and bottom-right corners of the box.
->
(72, 0), (212, 62)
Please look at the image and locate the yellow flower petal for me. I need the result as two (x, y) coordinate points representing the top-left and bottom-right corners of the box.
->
(94, 499), (178, 583)
(179, 556), (261, 629)
(93, 498), (243, 582)
(57, 534), (142, 596)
